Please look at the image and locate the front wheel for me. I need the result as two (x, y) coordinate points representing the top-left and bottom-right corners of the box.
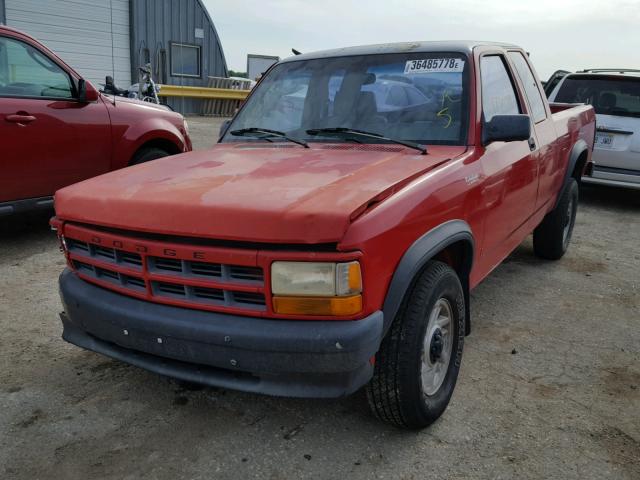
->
(533, 178), (579, 260)
(130, 147), (170, 166)
(366, 261), (465, 429)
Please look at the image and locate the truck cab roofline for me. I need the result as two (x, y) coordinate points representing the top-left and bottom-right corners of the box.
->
(278, 40), (520, 63)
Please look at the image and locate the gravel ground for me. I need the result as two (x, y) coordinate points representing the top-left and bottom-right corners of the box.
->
(1, 117), (639, 479)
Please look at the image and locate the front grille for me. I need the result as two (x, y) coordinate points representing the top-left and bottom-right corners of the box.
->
(232, 291), (266, 306)
(152, 257), (183, 272)
(193, 286), (225, 302)
(65, 230), (266, 312)
(147, 256), (263, 284)
(73, 260), (146, 292)
(94, 245), (116, 261)
(67, 239), (143, 271)
(229, 266), (263, 282)
(191, 261), (222, 277)
(67, 238), (89, 252)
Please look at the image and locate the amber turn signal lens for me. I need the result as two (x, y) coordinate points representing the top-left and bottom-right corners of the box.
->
(348, 262), (362, 292)
(273, 295), (362, 316)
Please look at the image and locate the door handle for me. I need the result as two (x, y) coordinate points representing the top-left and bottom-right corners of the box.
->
(528, 137), (536, 151)
(5, 113), (37, 125)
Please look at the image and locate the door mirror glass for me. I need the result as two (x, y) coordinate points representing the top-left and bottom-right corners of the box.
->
(482, 114), (531, 145)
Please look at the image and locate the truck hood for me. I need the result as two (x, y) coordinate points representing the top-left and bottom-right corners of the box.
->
(55, 144), (465, 244)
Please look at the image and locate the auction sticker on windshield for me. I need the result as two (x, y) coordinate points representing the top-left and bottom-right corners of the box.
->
(404, 58), (465, 74)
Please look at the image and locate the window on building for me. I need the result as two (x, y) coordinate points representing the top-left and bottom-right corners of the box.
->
(171, 43), (201, 77)
(480, 55), (521, 121)
(508, 52), (547, 123)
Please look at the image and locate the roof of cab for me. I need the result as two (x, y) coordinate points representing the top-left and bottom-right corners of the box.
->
(279, 40), (520, 64)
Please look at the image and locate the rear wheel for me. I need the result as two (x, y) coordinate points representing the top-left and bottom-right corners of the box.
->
(366, 261), (465, 429)
(130, 147), (171, 165)
(533, 179), (578, 260)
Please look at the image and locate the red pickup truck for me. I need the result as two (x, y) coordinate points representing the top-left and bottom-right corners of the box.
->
(52, 41), (595, 429)
(0, 26), (191, 216)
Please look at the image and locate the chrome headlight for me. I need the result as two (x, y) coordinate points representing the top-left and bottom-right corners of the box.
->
(271, 261), (362, 296)
(271, 261), (363, 316)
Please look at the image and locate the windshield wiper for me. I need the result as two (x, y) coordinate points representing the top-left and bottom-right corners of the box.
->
(230, 128), (309, 148)
(306, 128), (427, 154)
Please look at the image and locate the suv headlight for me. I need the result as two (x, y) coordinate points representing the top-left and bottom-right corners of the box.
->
(271, 261), (362, 316)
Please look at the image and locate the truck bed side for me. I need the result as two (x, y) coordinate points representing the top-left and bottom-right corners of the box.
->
(551, 103), (596, 184)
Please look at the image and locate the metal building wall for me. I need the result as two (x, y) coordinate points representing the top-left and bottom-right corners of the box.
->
(130, 0), (228, 114)
(0, 0), (6, 24)
(5, 0), (131, 87)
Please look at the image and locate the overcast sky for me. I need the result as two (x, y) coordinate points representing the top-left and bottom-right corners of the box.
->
(204, 0), (639, 79)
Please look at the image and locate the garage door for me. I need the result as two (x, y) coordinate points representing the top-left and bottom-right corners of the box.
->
(5, 0), (131, 88)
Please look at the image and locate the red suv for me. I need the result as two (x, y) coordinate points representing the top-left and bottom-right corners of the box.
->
(0, 26), (191, 216)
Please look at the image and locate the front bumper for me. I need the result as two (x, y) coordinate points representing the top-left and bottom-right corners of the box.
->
(59, 269), (383, 398)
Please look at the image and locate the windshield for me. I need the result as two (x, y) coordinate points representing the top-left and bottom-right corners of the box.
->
(555, 75), (640, 118)
(222, 53), (470, 145)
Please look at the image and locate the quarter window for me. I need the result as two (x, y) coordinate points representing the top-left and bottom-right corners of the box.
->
(480, 55), (520, 121)
(0, 36), (73, 99)
(508, 52), (547, 123)
(171, 43), (201, 77)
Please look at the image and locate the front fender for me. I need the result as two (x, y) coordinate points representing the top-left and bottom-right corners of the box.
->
(112, 118), (188, 169)
(382, 220), (475, 336)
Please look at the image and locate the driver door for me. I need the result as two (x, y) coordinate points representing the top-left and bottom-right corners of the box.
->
(0, 33), (111, 203)
(478, 54), (539, 264)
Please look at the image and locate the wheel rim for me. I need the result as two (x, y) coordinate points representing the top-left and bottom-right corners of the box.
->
(421, 298), (454, 396)
(562, 195), (575, 246)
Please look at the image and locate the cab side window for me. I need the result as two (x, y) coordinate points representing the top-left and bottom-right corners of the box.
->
(508, 51), (547, 123)
(0, 36), (73, 99)
(480, 55), (520, 121)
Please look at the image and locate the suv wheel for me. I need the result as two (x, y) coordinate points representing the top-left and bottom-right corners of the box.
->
(130, 147), (170, 165)
(533, 178), (578, 260)
(366, 261), (465, 429)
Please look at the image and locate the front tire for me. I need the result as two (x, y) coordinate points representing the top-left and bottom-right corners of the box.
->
(533, 178), (578, 260)
(130, 147), (170, 165)
(366, 261), (465, 429)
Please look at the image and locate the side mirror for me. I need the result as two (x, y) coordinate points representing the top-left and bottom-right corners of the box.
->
(219, 119), (232, 139)
(78, 79), (99, 102)
(482, 114), (531, 145)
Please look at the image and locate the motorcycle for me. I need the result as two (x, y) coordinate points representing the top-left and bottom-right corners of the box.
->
(100, 63), (161, 104)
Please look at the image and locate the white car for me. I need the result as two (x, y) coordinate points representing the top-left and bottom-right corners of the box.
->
(548, 69), (640, 189)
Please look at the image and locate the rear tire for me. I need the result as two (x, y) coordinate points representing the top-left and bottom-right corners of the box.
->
(533, 178), (578, 260)
(130, 147), (170, 165)
(366, 261), (465, 429)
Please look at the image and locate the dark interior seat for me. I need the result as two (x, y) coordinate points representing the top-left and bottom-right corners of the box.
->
(355, 91), (386, 132)
(598, 92), (617, 113)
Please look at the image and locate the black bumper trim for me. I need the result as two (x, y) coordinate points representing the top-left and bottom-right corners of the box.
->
(0, 196), (53, 217)
(593, 165), (640, 177)
(59, 269), (383, 398)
